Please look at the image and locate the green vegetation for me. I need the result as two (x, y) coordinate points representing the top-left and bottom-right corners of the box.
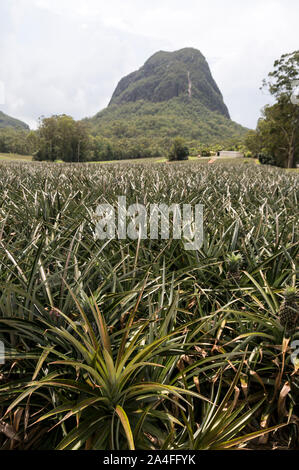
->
(168, 137), (189, 161)
(33, 115), (91, 162)
(86, 98), (247, 160)
(0, 128), (36, 156)
(0, 44), (298, 451)
(0, 160), (298, 450)
(0, 111), (29, 130)
(245, 50), (299, 168)
(0, 153), (32, 162)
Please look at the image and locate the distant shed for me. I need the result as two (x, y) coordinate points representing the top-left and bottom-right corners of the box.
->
(217, 151), (244, 158)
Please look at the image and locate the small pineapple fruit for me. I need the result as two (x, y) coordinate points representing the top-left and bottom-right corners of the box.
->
(279, 287), (299, 332)
(226, 253), (243, 280)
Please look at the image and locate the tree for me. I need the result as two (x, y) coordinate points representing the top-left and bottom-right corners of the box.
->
(34, 115), (91, 162)
(25, 131), (39, 155)
(262, 51), (299, 99)
(168, 137), (189, 161)
(244, 130), (262, 157)
(259, 51), (299, 168)
(257, 102), (299, 167)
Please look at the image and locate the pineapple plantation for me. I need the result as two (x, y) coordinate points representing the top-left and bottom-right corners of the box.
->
(0, 160), (298, 450)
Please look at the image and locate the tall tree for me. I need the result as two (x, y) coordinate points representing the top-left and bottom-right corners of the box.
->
(259, 51), (299, 168)
(262, 51), (299, 99)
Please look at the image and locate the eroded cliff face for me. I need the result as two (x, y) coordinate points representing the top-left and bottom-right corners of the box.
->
(86, 47), (248, 146)
(108, 47), (230, 119)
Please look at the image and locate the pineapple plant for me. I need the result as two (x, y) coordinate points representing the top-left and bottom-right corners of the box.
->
(226, 253), (243, 281)
(279, 287), (299, 332)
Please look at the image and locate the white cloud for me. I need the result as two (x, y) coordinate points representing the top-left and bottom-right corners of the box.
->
(0, 0), (298, 129)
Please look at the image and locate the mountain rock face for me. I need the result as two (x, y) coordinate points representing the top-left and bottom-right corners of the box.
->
(87, 48), (248, 155)
(0, 111), (29, 130)
(109, 48), (230, 119)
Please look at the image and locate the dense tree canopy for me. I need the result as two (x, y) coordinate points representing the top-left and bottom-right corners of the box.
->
(0, 128), (37, 155)
(34, 115), (91, 162)
(85, 98), (248, 160)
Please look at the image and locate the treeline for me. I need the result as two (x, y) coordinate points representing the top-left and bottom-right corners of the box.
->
(0, 128), (37, 155)
(33, 115), (166, 162)
(0, 113), (249, 162)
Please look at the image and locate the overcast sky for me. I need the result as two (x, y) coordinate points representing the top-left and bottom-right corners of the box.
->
(0, 0), (298, 129)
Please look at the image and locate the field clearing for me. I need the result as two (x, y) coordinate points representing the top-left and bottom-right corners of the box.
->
(0, 152), (258, 166)
(0, 153), (33, 161)
(0, 160), (298, 450)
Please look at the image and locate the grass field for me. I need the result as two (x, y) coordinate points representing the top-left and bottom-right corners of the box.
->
(0, 151), (258, 165)
(0, 152), (227, 164)
(0, 153), (33, 161)
(0, 159), (298, 450)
